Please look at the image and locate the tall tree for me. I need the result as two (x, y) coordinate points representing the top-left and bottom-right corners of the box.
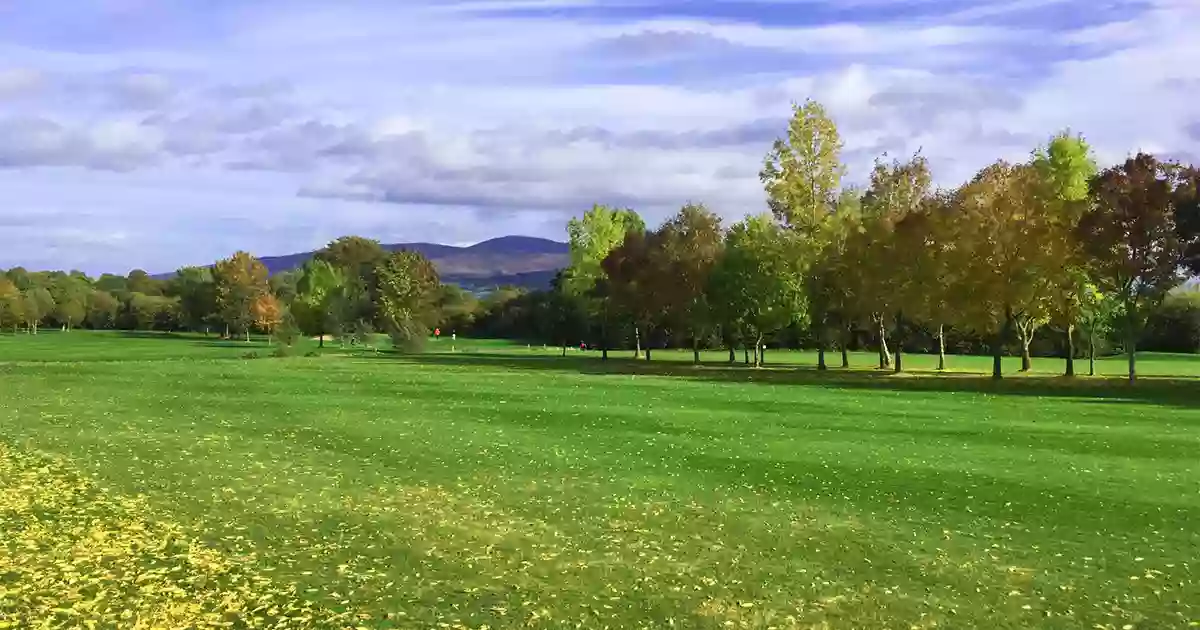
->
(314, 236), (387, 278)
(564, 205), (645, 360)
(50, 274), (90, 331)
(953, 161), (1051, 379)
(658, 203), (725, 364)
(709, 214), (807, 367)
(374, 250), (441, 351)
(252, 293), (284, 343)
(213, 251), (271, 342)
(20, 287), (54, 334)
(1077, 153), (1185, 382)
(126, 269), (162, 296)
(1033, 130), (1099, 376)
(760, 99), (846, 368)
(1173, 164), (1200, 275)
(856, 152), (934, 371)
(601, 229), (671, 360)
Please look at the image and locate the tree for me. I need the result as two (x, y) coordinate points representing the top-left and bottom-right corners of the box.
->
(252, 293), (284, 342)
(1173, 164), (1200, 275)
(213, 251), (271, 342)
(1079, 287), (1122, 377)
(601, 230), (670, 360)
(952, 161), (1053, 379)
(0, 279), (22, 333)
(50, 274), (90, 331)
(129, 293), (163, 331)
(1034, 130), (1099, 376)
(760, 99), (845, 236)
(86, 290), (121, 330)
(167, 266), (218, 333)
(374, 250), (441, 352)
(855, 152), (934, 371)
(126, 269), (162, 296)
(564, 205), (646, 360)
(760, 99), (847, 369)
(314, 236), (387, 278)
(709, 214), (807, 367)
(657, 203), (724, 364)
(270, 270), (300, 304)
(1077, 153), (1185, 382)
(20, 287), (54, 334)
(292, 259), (350, 348)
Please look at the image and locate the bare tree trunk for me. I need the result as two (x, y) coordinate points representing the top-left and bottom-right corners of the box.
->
(1126, 314), (1137, 384)
(634, 326), (642, 359)
(893, 311), (904, 374)
(753, 333), (763, 368)
(1018, 321), (1034, 372)
(817, 345), (827, 371)
(937, 324), (947, 371)
(561, 342), (567, 357)
(692, 334), (700, 364)
(246, 330), (251, 343)
(743, 346), (750, 365)
(877, 317), (891, 369)
(992, 332), (1003, 380)
(728, 345), (735, 363)
(1065, 323), (1075, 377)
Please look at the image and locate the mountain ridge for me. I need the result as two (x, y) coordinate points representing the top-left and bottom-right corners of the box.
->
(155, 236), (570, 291)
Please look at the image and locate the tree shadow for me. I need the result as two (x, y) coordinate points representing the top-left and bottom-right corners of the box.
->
(366, 351), (1200, 411)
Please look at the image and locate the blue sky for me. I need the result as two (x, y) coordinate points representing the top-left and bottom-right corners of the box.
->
(1, 0), (1198, 274)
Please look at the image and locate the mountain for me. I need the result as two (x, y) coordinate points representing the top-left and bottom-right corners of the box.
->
(160, 236), (570, 291)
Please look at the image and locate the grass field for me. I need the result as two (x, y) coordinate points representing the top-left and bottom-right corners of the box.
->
(1, 331), (1198, 629)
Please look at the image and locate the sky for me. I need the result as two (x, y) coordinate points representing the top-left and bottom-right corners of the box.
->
(1, 0), (1199, 275)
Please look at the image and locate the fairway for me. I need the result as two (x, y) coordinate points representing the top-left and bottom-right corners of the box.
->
(2, 332), (1199, 629)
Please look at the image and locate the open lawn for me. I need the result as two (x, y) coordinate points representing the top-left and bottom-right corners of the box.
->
(1, 331), (1198, 629)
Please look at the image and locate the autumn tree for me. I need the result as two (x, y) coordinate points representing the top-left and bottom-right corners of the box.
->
(601, 229), (671, 360)
(213, 251), (271, 342)
(374, 250), (441, 352)
(657, 203), (724, 364)
(709, 214), (807, 367)
(855, 152), (933, 371)
(0, 279), (21, 333)
(252, 293), (284, 342)
(953, 162), (1052, 379)
(1077, 153), (1185, 382)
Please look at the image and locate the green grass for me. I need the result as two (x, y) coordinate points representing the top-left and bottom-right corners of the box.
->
(1, 331), (1199, 629)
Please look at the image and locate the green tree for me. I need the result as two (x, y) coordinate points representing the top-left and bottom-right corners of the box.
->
(760, 99), (845, 235)
(126, 269), (163, 296)
(20, 287), (55, 334)
(1033, 130), (1099, 376)
(167, 266), (218, 334)
(374, 250), (441, 352)
(601, 230), (670, 360)
(709, 214), (807, 367)
(564, 205), (646, 360)
(213, 251), (271, 341)
(50, 274), (90, 331)
(657, 203), (725, 364)
(1077, 153), (1185, 382)
(292, 259), (350, 348)
(314, 236), (387, 278)
(86, 290), (121, 330)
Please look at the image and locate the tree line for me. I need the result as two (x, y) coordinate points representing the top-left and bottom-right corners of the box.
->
(487, 101), (1200, 382)
(3, 99), (1198, 382)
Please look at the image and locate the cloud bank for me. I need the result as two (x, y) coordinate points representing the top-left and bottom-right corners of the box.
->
(0, 0), (1198, 273)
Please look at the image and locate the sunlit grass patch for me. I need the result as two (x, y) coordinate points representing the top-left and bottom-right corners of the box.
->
(0, 443), (362, 629)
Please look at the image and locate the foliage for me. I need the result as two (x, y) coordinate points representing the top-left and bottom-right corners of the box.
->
(374, 250), (441, 351)
(760, 99), (845, 236)
(166, 266), (217, 333)
(213, 251), (271, 338)
(251, 293), (284, 337)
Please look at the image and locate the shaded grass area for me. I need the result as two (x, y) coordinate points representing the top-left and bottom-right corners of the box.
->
(1, 331), (1199, 628)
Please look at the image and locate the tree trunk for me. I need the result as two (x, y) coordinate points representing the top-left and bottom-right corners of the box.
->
(937, 324), (946, 371)
(992, 331), (1003, 380)
(743, 346), (750, 365)
(645, 345), (652, 361)
(1088, 329), (1096, 377)
(634, 326), (642, 359)
(246, 330), (251, 343)
(893, 311), (903, 374)
(692, 334), (700, 365)
(728, 346), (735, 363)
(1126, 317), (1137, 384)
(841, 343), (849, 368)
(561, 343), (567, 357)
(1018, 321), (1033, 372)
(600, 317), (608, 361)
(1065, 323), (1075, 377)
(753, 333), (763, 368)
(319, 332), (325, 349)
(818, 346), (827, 371)
(877, 318), (891, 369)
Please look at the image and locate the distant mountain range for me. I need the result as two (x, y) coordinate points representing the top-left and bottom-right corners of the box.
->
(159, 236), (569, 291)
